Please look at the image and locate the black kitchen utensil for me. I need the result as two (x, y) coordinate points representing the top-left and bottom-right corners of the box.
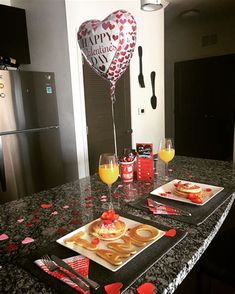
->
(150, 71), (157, 109)
(138, 46), (145, 88)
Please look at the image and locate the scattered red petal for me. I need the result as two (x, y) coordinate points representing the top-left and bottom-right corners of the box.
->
(56, 228), (69, 235)
(137, 282), (156, 294)
(160, 192), (167, 196)
(165, 229), (177, 237)
(41, 203), (53, 209)
(70, 220), (81, 225)
(32, 210), (40, 215)
(0, 234), (9, 241)
(63, 205), (69, 209)
(85, 203), (93, 208)
(104, 282), (123, 294)
(21, 237), (35, 244)
(32, 218), (40, 223)
(26, 223), (34, 227)
(5, 243), (18, 252)
(166, 191), (171, 194)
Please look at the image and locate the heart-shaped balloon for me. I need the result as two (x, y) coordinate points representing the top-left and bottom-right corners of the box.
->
(77, 10), (137, 86)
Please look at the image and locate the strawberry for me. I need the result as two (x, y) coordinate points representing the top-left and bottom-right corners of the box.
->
(91, 238), (100, 245)
(205, 188), (212, 192)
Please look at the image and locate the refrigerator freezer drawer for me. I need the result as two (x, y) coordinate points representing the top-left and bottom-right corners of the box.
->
(0, 127), (65, 203)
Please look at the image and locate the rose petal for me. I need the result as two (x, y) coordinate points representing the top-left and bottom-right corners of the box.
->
(17, 218), (25, 223)
(104, 282), (123, 294)
(63, 205), (69, 209)
(51, 211), (58, 215)
(165, 229), (177, 237)
(5, 243), (18, 252)
(22, 237), (35, 244)
(41, 203), (53, 209)
(0, 234), (9, 241)
(137, 282), (156, 294)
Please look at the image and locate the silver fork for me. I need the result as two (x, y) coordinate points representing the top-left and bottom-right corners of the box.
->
(42, 255), (89, 292)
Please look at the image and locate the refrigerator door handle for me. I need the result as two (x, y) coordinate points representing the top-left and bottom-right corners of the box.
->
(0, 137), (7, 192)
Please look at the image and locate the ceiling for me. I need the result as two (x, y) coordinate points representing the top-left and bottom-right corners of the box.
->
(165, 0), (235, 26)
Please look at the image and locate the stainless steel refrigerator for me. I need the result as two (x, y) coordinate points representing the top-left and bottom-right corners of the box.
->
(0, 70), (65, 203)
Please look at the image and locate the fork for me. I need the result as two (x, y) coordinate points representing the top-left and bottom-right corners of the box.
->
(42, 255), (89, 292)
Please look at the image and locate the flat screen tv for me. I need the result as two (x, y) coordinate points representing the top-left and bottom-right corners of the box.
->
(0, 4), (30, 65)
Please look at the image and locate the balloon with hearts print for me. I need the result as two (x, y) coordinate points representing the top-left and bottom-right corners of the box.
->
(77, 9), (137, 100)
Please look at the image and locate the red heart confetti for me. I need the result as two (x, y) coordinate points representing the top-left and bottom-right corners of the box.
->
(32, 210), (40, 215)
(70, 219), (81, 225)
(22, 237), (35, 244)
(137, 282), (156, 294)
(104, 282), (123, 294)
(51, 211), (58, 215)
(5, 243), (18, 252)
(17, 218), (25, 223)
(0, 233), (9, 241)
(63, 205), (69, 209)
(32, 218), (40, 223)
(56, 228), (69, 235)
(165, 229), (177, 237)
(41, 203), (53, 209)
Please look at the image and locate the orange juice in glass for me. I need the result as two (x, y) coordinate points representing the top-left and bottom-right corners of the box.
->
(99, 153), (119, 209)
(158, 138), (175, 181)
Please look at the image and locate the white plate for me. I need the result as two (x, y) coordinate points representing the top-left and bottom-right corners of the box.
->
(150, 179), (224, 206)
(56, 216), (164, 272)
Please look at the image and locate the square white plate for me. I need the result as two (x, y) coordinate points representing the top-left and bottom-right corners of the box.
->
(150, 179), (224, 206)
(56, 216), (164, 272)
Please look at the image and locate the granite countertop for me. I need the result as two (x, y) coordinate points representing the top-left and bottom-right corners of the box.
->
(1, 156), (235, 293)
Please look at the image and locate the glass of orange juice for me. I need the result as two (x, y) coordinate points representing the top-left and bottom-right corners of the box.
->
(99, 153), (119, 209)
(158, 138), (175, 181)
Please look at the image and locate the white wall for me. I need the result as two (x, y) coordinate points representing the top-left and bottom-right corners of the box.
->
(0, 0), (10, 4)
(9, 0), (79, 181)
(65, 0), (165, 176)
(165, 15), (235, 138)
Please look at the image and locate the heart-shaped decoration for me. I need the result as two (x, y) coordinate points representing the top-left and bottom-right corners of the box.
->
(41, 203), (53, 209)
(0, 233), (9, 241)
(17, 218), (25, 223)
(137, 282), (156, 294)
(77, 10), (136, 86)
(165, 229), (177, 237)
(104, 282), (123, 294)
(22, 237), (35, 244)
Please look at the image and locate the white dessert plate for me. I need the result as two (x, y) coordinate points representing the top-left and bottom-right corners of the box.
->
(150, 179), (224, 206)
(56, 216), (164, 272)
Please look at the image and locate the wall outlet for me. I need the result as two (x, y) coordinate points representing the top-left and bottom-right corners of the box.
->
(138, 108), (145, 115)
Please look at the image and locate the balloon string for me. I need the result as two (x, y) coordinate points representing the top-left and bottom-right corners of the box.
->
(111, 94), (118, 157)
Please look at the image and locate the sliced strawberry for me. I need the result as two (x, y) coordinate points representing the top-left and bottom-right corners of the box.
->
(103, 219), (112, 225)
(91, 238), (100, 245)
(205, 188), (212, 192)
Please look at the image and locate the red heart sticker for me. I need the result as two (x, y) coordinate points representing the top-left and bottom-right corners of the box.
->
(41, 203), (53, 209)
(137, 282), (156, 294)
(165, 229), (177, 237)
(104, 282), (123, 294)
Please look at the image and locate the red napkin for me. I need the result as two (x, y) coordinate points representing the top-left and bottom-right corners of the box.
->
(35, 255), (90, 293)
(147, 199), (181, 215)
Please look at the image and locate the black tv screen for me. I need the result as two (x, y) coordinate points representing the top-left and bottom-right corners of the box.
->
(0, 4), (30, 65)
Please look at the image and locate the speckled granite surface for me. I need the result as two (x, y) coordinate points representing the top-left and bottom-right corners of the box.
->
(1, 156), (235, 294)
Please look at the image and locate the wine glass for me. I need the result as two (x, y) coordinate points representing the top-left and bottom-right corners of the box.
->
(99, 153), (119, 209)
(158, 138), (175, 181)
